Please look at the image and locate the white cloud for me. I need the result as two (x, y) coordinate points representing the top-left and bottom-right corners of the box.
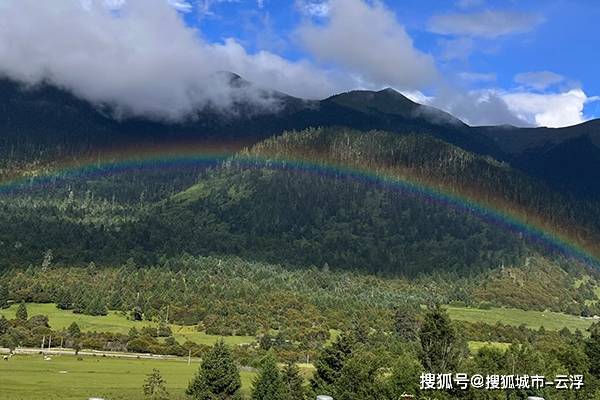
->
(426, 88), (528, 127)
(401, 90), (433, 105)
(296, 0), (329, 17)
(438, 37), (474, 60)
(514, 71), (565, 91)
(502, 89), (595, 127)
(429, 10), (544, 38)
(297, 0), (437, 90)
(0, 0), (347, 120)
(420, 87), (598, 128)
(167, 0), (193, 12)
(458, 72), (497, 83)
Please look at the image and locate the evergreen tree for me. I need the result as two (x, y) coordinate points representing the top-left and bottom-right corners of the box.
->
(0, 315), (9, 335)
(143, 369), (169, 400)
(251, 352), (286, 400)
(418, 306), (463, 373)
(386, 353), (423, 398)
(84, 296), (108, 316)
(310, 333), (355, 396)
(0, 285), (8, 309)
(68, 322), (81, 337)
(586, 322), (600, 378)
(331, 350), (386, 400)
(282, 363), (306, 400)
(16, 301), (28, 322)
(57, 289), (72, 310)
(186, 340), (242, 400)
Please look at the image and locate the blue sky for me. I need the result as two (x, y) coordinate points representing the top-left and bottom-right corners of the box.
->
(0, 0), (598, 127)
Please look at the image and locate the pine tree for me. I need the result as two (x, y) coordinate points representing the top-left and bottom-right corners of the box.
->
(282, 363), (306, 400)
(84, 296), (107, 316)
(68, 322), (81, 337)
(251, 352), (286, 400)
(186, 340), (242, 400)
(143, 369), (169, 400)
(0, 316), (9, 335)
(586, 322), (600, 378)
(16, 301), (28, 321)
(310, 332), (355, 396)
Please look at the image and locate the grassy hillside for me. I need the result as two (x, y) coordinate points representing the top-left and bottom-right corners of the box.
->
(447, 306), (596, 332)
(0, 304), (255, 346)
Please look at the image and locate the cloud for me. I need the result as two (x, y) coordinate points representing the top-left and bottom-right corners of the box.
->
(438, 37), (474, 61)
(419, 87), (599, 128)
(199, 0), (241, 17)
(297, 0), (438, 90)
(0, 0), (592, 129)
(426, 88), (528, 127)
(296, 0), (329, 17)
(0, 0), (347, 120)
(458, 72), (497, 83)
(502, 89), (596, 128)
(167, 0), (193, 12)
(429, 10), (544, 38)
(514, 71), (565, 91)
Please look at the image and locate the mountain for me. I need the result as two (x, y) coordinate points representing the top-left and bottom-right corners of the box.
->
(2, 74), (600, 197)
(3, 127), (599, 275)
(0, 76), (501, 159)
(480, 120), (600, 196)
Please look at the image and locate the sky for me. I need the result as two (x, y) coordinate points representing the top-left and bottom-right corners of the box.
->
(0, 0), (598, 127)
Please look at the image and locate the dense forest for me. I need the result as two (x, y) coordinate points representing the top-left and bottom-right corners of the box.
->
(2, 128), (600, 276)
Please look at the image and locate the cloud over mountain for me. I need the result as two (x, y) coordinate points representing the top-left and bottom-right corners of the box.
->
(0, 0), (344, 120)
(0, 0), (595, 128)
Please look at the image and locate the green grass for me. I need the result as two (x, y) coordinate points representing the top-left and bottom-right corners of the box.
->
(447, 306), (596, 332)
(0, 303), (255, 346)
(467, 341), (512, 353)
(0, 354), (256, 400)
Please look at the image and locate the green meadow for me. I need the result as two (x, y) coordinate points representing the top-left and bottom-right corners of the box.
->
(0, 303), (255, 346)
(446, 305), (596, 332)
(0, 354), (255, 400)
(2, 303), (595, 347)
(467, 341), (512, 353)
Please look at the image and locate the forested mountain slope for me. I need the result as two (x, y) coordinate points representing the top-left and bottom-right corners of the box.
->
(2, 128), (599, 275)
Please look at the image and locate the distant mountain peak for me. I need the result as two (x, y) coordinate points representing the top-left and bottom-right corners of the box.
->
(213, 71), (251, 89)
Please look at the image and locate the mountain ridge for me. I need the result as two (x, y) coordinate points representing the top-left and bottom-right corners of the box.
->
(1, 74), (599, 197)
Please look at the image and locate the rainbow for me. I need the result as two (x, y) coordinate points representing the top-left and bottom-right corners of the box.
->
(1, 143), (599, 267)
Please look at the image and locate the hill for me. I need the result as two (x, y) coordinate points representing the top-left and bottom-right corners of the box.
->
(3, 127), (599, 277)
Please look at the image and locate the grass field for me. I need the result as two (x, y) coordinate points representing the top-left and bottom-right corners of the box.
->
(447, 306), (596, 332)
(0, 354), (255, 400)
(0, 303), (255, 346)
(467, 341), (512, 353)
